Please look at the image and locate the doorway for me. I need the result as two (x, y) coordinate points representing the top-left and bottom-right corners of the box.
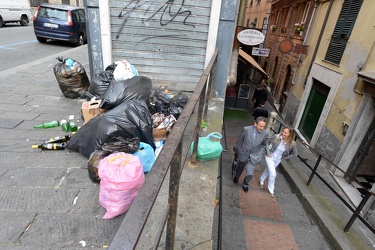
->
(346, 117), (375, 184)
(298, 79), (330, 142)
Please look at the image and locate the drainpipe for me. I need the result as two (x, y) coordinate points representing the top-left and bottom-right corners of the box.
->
(291, 0), (318, 84)
(227, 0), (247, 86)
(303, 0), (334, 87)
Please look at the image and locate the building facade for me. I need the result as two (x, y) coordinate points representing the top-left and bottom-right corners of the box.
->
(258, 0), (374, 222)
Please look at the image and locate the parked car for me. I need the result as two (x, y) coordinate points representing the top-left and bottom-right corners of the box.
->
(0, 0), (32, 27)
(33, 4), (87, 46)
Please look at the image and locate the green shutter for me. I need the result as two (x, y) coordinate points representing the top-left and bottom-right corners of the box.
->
(324, 0), (363, 64)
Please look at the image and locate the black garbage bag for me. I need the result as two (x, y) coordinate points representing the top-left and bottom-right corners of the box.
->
(67, 100), (155, 158)
(53, 57), (90, 99)
(87, 63), (116, 98)
(153, 88), (189, 119)
(87, 150), (110, 183)
(99, 76), (152, 110)
(169, 92), (189, 119)
(101, 136), (140, 153)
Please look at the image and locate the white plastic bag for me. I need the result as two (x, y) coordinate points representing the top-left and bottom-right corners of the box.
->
(98, 152), (144, 219)
(113, 60), (138, 81)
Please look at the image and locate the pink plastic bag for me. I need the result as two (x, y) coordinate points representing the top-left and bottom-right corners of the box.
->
(98, 152), (144, 219)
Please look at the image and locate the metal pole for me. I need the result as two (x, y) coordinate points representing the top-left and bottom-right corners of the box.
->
(166, 142), (182, 248)
(344, 192), (371, 232)
(307, 155), (322, 186)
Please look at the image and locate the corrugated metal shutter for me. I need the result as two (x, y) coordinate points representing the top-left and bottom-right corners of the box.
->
(325, 0), (363, 65)
(109, 0), (212, 91)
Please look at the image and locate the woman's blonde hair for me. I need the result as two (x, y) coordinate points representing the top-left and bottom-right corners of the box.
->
(283, 127), (296, 145)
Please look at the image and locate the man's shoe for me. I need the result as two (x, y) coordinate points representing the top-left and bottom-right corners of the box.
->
(269, 192), (274, 198)
(233, 177), (238, 183)
(242, 186), (248, 193)
(259, 181), (264, 189)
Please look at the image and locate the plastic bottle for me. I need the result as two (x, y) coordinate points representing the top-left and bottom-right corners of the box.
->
(33, 120), (59, 129)
(60, 119), (70, 132)
(42, 134), (72, 144)
(31, 142), (67, 150)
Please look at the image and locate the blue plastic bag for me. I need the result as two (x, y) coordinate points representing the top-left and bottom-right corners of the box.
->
(190, 132), (223, 161)
(132, 142), (155, 172)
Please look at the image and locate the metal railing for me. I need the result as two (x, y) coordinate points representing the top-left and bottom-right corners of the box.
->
(269, 116), (375, 235)
(109, 49), (219, 249)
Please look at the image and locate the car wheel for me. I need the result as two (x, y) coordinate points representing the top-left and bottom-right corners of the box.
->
(74, 34), (84, 47)
(20, 16), (29, 26)
(36, 37), (47, 43)
(0, 17), (3, 28)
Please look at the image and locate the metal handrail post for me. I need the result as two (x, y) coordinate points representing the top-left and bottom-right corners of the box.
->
(166, 142), (182, 248)
(191, 90), (206, 164)
(307, 155), (322, 186)
(344, 192), (371, 232)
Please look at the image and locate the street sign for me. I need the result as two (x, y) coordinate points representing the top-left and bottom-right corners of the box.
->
(252, 47), (270, 57)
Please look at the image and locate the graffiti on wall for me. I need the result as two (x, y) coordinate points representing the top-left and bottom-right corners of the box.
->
(116, 0), (195, 40)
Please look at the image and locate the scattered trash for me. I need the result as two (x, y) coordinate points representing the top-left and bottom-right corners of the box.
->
(132, 142), (156, 173)
(78, 240), (86, 247)
(31, 142), (67, 150)
(113, 59), (138, 81)
(33, 120), (59, 129)
(68, 100), (155, 158)
(99, 152), (144, 219)
(99, 76), (152, 110)
(42, 134), (72, 144)
(53, 57), (90, 99)
(190, 132), (223, 161)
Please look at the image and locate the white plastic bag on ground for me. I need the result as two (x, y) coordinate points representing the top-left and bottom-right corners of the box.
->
(113, 60), (138, 81)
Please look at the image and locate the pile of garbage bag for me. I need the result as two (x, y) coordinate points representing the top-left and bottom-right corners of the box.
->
(51, 59), (191, 219)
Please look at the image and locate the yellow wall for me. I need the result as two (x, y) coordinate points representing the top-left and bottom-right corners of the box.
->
(293, 0), (375, 140)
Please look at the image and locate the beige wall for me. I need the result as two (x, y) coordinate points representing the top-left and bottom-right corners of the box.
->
(243, 0), (271, 28)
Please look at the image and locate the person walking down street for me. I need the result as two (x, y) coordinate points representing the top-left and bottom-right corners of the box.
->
(252, 100), (269, 120)
(260, 127), (298, 197)
(233, 117), (268, 193)
(252, 82), (267, 109)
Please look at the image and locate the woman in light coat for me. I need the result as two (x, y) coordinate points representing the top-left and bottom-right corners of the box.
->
(260, 127), (298, 197)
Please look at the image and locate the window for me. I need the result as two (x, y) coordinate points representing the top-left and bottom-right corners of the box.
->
(325, 0), (363, 64)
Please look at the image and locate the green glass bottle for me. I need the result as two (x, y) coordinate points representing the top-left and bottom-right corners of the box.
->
(60, 119), (70, 132)
(31, 142), (66, 150)
(33, 120), (59, 129)
(69, 121), (78, 132)
(42, 134), (72, 144)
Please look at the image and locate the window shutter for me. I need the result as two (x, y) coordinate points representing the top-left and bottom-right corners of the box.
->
(324, 0), (363, 64)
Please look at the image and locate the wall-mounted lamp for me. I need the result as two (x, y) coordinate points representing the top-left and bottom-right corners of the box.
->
(342, 122), (349, 136)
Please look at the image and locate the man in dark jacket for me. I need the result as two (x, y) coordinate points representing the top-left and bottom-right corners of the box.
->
(252, 83), (267, 109)
(252, 100), (269, 120)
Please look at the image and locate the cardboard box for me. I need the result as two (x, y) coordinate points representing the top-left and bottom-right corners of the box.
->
(81, 100), (106, 123)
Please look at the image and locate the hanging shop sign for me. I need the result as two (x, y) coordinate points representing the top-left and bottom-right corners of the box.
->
(237, 29), (265, 46)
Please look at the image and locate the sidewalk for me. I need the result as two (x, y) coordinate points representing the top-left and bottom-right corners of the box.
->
(217, 102), (375, 249)
(0, 45), (122, 250)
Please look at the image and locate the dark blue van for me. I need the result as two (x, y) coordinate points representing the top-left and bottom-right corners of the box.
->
(33, 4), (86, 46)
